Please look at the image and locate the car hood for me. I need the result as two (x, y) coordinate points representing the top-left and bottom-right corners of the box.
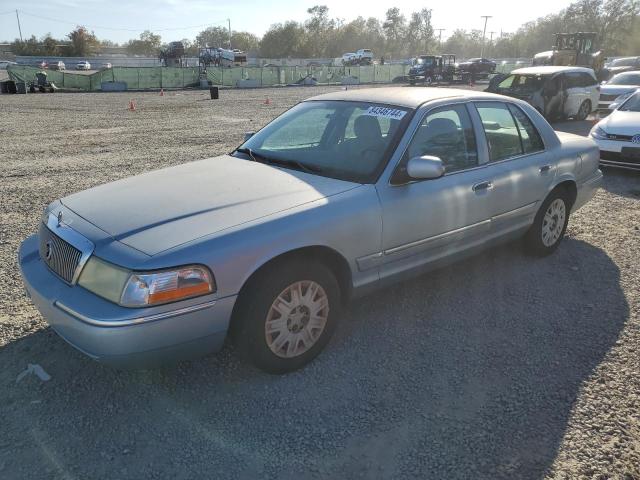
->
(62, 155), (360, 256)
(601, 85), (638, 95)
(606, 66), (633, 74)
(600, 111), (640, 136)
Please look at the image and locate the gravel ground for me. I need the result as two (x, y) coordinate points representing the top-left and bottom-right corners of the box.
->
(0, 86), (639, 480)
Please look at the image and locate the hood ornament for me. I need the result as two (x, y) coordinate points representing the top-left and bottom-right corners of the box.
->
(57, 211), (63, 227)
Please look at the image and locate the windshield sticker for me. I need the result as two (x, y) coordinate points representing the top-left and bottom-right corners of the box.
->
(365, 106), (407, 120)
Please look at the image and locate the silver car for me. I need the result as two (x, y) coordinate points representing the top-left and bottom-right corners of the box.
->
(19, 88), (602, 373)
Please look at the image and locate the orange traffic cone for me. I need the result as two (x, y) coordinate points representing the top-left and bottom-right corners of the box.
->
(264, 97), (271, 105)
(160, 89), (164, 97)
(128, 99), (136, 111)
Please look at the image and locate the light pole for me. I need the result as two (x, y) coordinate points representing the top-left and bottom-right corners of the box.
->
(489, 31), (496, 56)
(227, 19), (232, 50)
(480, 15), (492, 57)
(435, 29), (445, 50)
(16, 10), (23, 42)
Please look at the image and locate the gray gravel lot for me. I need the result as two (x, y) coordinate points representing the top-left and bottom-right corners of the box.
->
(0, 86), (639, 479)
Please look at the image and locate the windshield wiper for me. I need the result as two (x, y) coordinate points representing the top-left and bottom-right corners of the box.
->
(234, 148), (322, 174)
(234, 147), (260, 162)
(265, 157), (323, 174)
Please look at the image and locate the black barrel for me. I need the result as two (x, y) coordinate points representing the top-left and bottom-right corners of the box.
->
(209, 86), (219, 100)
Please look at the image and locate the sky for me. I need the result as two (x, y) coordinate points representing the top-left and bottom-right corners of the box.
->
(0, 0), (576, 44)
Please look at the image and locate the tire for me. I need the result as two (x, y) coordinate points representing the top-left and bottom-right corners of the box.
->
(575, 100), (591, 121)
(409, 80), (415, 86)
(425, 76), (433, 86)
(232, 260), (341, 374)
(524, 189), (571, 256)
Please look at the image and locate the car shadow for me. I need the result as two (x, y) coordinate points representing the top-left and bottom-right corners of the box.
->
(0, 239), (628, 479)
(600, 167), (640, 199)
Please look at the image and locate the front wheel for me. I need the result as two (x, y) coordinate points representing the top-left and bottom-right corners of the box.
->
(524, 190), (571, 256)
(232, 260), (341, 374)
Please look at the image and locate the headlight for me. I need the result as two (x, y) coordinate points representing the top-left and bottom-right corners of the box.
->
(78, 258), (215, 307)
(120, 266), (214, 307)
(590, 125), (608, 140)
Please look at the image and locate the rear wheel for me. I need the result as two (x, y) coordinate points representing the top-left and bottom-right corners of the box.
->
(524, 190), (571, 256)
(232, 260), (341, 374)
(575, 100), (591, 121)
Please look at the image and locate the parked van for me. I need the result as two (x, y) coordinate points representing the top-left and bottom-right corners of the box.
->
(490, 66), (599, 121)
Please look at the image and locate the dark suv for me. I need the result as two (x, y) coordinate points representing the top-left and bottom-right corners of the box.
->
(457, 58), (496, 76)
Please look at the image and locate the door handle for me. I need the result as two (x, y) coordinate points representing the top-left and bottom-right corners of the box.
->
(472, 181), (493, 192)
(539, 164), (553, 173)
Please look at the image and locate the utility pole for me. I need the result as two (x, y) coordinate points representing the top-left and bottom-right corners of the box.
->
(16, 10), (23, 42)
(435, 29), (445, 49)
(489, 31), (496, 56)
(227, 19), (232, 50)
(480, 15), (492, 57)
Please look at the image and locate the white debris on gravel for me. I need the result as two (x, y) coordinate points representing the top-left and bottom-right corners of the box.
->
(16, 364), (51, 383)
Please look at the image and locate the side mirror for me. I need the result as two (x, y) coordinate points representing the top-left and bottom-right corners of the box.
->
(406, 156), (445, 180)
(244, 131), (255, 141)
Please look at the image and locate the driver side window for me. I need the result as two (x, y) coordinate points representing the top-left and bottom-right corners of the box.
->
(405, 104), (478, 174)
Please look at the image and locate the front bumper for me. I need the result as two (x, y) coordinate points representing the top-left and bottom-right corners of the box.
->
(594, 139), (640, 171)
(19, 234), (236, 368)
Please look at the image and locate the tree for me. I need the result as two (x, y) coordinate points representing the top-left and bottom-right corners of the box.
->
(196, 26), (231, 48)
(305, 5), (335, 57)
(260, 21), (309, 58)
(125, 30), (162, 56)
(406, 9), (435, 55)
(67, 26), (99, 56)
(382, 8), (406, 57)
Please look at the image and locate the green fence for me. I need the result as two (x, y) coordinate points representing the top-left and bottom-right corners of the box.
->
(7, 64), (410, 92)
(205, 64), (410, 87)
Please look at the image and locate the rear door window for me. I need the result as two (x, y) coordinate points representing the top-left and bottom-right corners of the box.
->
(507, 105), (545, 154)
(475, 102), (523, 161)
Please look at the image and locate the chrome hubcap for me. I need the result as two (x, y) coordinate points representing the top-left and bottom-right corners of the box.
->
(265, 280), (329, 358)
(541, 198), (566, 247)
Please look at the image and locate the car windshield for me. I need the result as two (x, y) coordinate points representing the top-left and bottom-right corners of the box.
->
(498, 74), (546, 92)
(608, 73), (640, 86)
(611, 58), (637, 67)
(416, 57), (435, 65)
(618, 92), (640, 112)
(235, 100), (410, 183)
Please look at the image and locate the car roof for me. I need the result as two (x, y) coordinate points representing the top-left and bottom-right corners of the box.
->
(306, 87), (514, 109)
(512, 66), (594, 75)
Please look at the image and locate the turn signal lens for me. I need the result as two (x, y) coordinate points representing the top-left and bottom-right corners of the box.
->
(120, 265), (214, 307)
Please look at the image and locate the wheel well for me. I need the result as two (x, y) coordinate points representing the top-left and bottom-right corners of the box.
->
(552, 180), (577, 208)
(234, 246), (353, 310)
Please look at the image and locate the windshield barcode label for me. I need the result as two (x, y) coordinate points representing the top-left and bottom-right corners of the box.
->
(365, 106), (407, 120)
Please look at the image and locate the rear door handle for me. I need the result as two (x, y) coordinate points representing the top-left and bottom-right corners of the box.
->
(539, 164), (553, 173)
(472, 181), (493, 192)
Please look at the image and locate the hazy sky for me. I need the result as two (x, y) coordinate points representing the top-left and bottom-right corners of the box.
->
(0, 0), (576, 44)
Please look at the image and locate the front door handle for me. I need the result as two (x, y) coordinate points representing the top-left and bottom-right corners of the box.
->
(472, 181), (493, 192)
(539, 164), (553, 173)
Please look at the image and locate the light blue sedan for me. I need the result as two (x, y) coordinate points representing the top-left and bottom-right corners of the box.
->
(19, 88), (602, 373)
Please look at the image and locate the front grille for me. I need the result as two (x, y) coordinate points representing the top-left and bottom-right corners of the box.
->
(605, 133), (633, 141)
(600, 94), (620, 102)
(39, 223), (83, 283)
(600, 150), (640, 166)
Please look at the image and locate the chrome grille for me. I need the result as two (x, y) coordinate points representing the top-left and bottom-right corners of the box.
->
(39, 223), (83, 283)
